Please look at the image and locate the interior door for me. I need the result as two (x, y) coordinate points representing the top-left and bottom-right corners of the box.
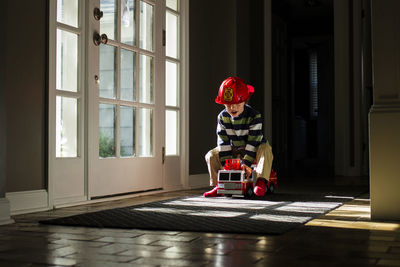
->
(87, 0), (164, 197)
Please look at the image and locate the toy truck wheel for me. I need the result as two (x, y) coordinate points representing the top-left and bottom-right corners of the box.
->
(267, 181), (275, 194)
(244, 186), (254, 198)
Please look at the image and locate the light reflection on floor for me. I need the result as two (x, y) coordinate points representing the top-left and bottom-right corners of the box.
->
(306, 198), (400, 232)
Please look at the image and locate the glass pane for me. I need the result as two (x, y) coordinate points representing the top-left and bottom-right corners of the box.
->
(56, 29), (78, 92)
(121, 49), (136, 101)
(100, 45), (117, 99)
(99, 103), (116, 158)
(139, 54), (153, 104)
(101, 0), (117, 40)
(121, 0), (136, 45)
(165, 110), (178, 155)
(166, 61), (178, 106)
(139, 1), (153, 51)
(57, 0), (78, 27)
(120, 106), (135, 157)
(138, 108), (153, 157)
(166, 11), (178, 58)
(56, 96), (78, 157)
(166, 0), (178, 11)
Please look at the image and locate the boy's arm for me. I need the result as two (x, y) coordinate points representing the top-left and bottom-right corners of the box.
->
(242, 113), (264, 167)
(217, 116), (232, 166)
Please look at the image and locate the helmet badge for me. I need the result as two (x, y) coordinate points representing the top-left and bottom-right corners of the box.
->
(223, 87), (233, 102)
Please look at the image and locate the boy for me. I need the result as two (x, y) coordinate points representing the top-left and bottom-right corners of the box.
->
(204, 76), (273, 197)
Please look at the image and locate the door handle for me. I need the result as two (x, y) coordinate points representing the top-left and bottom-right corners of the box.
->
(93, 7), (103, 21)
(93, 32), (108, 46)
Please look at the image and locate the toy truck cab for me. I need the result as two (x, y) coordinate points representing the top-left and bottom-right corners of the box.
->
(217, 159), (278, 198)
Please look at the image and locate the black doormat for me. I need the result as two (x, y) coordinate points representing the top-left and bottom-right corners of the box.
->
(40, 187), (366, 235)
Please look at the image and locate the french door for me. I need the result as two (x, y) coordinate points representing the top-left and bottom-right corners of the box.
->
(49, 0), (184, 205)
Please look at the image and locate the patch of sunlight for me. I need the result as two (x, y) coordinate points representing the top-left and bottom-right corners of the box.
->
(275, 202), (341, 214)
(250, 214), (312, 223)
(325, 195), (355, 200)
(322, 204), (370, 219)
(336, 204), (370, 212)
(354, 198), (370, 202)
(132, 207), (246, 218)
(306, 219), (400, 231)
(163, 197), (284, 210)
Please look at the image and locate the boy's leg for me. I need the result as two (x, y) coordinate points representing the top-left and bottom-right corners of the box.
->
(253, 143), (273, 197)
(205, 147), (222, 186)
(255, 143), (274, 180)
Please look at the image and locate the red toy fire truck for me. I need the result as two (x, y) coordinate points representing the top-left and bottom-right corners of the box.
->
(217, 159), (278, 198)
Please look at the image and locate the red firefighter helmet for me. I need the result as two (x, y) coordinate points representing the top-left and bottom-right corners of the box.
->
(215, 77), (254, 104)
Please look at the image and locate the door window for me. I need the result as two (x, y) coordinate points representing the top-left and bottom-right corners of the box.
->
(165, 0), (180, 156)
(55, 0), (82, 158)
(99, 0), (155, 158)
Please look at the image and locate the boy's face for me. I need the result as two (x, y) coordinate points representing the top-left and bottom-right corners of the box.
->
(224, 102), (245, 117)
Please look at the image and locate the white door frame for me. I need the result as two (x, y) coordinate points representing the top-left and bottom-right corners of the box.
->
(48, 0), (190, 208)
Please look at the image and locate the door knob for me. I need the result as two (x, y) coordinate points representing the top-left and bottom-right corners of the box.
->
(93, 7), (103, 21)
(93, 32), (108, 46)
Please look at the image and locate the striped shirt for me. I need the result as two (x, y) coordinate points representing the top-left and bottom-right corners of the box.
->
(217, 104), (266, 167)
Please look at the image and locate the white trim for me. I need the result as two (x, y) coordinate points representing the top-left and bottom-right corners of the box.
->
(188, 173), (209, 188)
(163, 184), (184, 192)
(180, 0), (190, 189)
(48, 0), (57, 210)
(6, 190), (49, 215)
(0, 198), (14, 225)
(53, 195), (88, 207)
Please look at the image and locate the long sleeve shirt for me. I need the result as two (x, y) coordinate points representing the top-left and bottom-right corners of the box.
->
(217, 104), (266, 167)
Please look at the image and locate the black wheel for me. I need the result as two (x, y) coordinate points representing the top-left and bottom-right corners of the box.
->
(225, 194), (232, 197)
(267, 181), (275, 194)
(244, 186), (254, 198)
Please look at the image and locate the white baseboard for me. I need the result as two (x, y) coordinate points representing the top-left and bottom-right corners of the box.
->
(53, 195), (88, 207)
(6, 190), (49, 215)
(163, 184), (184, 192)
(0, 198), (14, 225)
(188, 173), (209, 189)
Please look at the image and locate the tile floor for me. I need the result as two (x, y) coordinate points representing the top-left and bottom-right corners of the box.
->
(0, 177), (400, 266)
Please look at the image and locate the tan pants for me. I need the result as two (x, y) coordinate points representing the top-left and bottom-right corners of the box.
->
(205, 143), (274, 186)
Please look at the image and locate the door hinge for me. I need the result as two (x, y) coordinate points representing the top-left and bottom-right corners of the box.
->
(162, 29), (166, 47)
(162, 147), (165, 164)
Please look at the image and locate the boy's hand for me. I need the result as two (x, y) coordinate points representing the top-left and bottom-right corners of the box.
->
(241, 164), (252, 178)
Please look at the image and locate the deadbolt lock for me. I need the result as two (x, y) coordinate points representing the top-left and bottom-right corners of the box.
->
(93, 7), (103, 21)
(93, 32), (108, 46)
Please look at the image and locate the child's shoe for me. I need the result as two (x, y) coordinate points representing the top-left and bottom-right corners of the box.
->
(253, 178), (266, 197)
(203, 186), (223, 197)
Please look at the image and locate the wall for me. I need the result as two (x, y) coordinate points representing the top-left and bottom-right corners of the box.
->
(334, 0), (364, 176)
(188, 0), (267, 176)
(369, 0), (400, 220)
(6, 0), (47, 192)
(1, 0), (8, 199)
(236, 0), (265, 117)
(189, 0), (237, 175)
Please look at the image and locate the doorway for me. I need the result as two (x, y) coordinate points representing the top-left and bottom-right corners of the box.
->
(49, 0), (186, 205)
(271, 0), (334, 177)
